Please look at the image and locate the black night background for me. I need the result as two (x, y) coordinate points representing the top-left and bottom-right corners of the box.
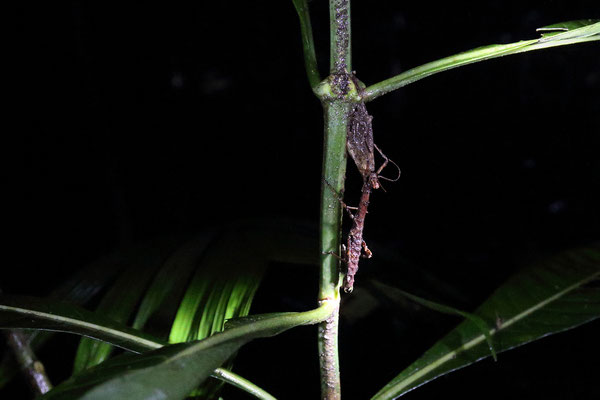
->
(4, 1), (600, 399)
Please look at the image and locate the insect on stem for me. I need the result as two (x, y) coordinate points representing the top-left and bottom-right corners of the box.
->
(341, 73), (400, 293)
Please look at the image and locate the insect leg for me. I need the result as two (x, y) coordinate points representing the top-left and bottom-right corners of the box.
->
(323, 179), (358, 218)
(374, 144), (401, 182)
(322, 244), (348, 262)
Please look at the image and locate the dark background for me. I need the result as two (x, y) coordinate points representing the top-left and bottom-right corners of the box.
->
(4, 1), (600, 399)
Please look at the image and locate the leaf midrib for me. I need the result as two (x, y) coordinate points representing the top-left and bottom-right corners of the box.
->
(0, 304), (163, 350)
(373, 269), (600, 400)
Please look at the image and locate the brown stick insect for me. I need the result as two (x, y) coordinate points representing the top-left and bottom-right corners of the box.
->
(330, 73), (400, 293)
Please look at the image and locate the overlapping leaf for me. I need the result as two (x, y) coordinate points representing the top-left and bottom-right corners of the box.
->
(73, 239), (179, 373)
(0, 293), (324, 400)
(0, 294), (280, 400)
(167, 221), (317, 397)
(0, 250), (126, 388)
(372, 245), (600, 399)
(1, 219), (318, 398)
(131, 235), (213, 332)
(38, 304), (333, 400)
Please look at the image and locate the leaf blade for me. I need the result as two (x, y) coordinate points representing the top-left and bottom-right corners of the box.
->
(39, 303), (334, 400)
(371, 246), (600, 400)
(73, 241), (175, 373)
(370, 281), (497, 361)
(0, 294), (280, 400)
(364, 20), (599, 101)
(0, 295), (165, 352)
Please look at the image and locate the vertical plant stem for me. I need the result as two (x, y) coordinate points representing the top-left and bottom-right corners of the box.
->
(319, 101), (349, 301)
(318, 100), (347, 400)
(329, 0), (351, 74)
(317, 2), (352, 399)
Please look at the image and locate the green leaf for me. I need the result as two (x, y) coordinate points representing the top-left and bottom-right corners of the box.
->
(131, 234), (214, 332)
(537, 19), (600, 40)
(0, 295), (278, 400)
(169, 220), (317, 343)
(162, 233), (259, 396)
(40, 303), (334, 400)
(42, 342), (238, 400)
(73, 240), (177, 373)
(370, 281), (497, 361)
(167, 221), (313, 398)
(0, 221), (318, 398)
(364, 19), (599, 101)
(0, 251), (125, 389)
(371, 245), (600, 400)
(0, 295), (165, 352)
(224, 312), (296, 331)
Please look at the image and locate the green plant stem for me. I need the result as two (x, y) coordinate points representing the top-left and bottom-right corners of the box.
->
(319, 101), (348, 300)
(316, 2), (353, 399)
(318, 100), (347, 400)
(211, 368), (277, 400)
(329, 0), (351, 74)
(292, 0), (320, 88)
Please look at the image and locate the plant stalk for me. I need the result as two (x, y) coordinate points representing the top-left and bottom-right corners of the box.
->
(292, 0), (321, 88)
(3, 330), (52, 395)
(212, 368), (277, 400)
(329, 0), (351, 74)
(318, 101), (347, 400)
(316, 2), (353, 399)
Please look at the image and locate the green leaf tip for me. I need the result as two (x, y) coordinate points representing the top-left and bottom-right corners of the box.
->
(537, 19), (600, 32)
(536, 19), (600, 42)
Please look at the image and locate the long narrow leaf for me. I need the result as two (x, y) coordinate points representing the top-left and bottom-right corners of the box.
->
(372, 245), (600, 400)
(73, 240), (177, 373)
(131, 234), (213, 331)
(169, 220), (316, 343)
(370, 280), (497, 361)
(0, 251), (125, 389)
(0, 295), (279, 400)
(167, 223), (296, 398)
(0, 295), (164, 352)
(39, 303), (334, 400)
(364, 20), (599, 101)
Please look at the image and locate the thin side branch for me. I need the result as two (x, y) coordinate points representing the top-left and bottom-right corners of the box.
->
(3, 330), (52, 395)
(292, 0), (321, 88)
(212, 368), (278, 400)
